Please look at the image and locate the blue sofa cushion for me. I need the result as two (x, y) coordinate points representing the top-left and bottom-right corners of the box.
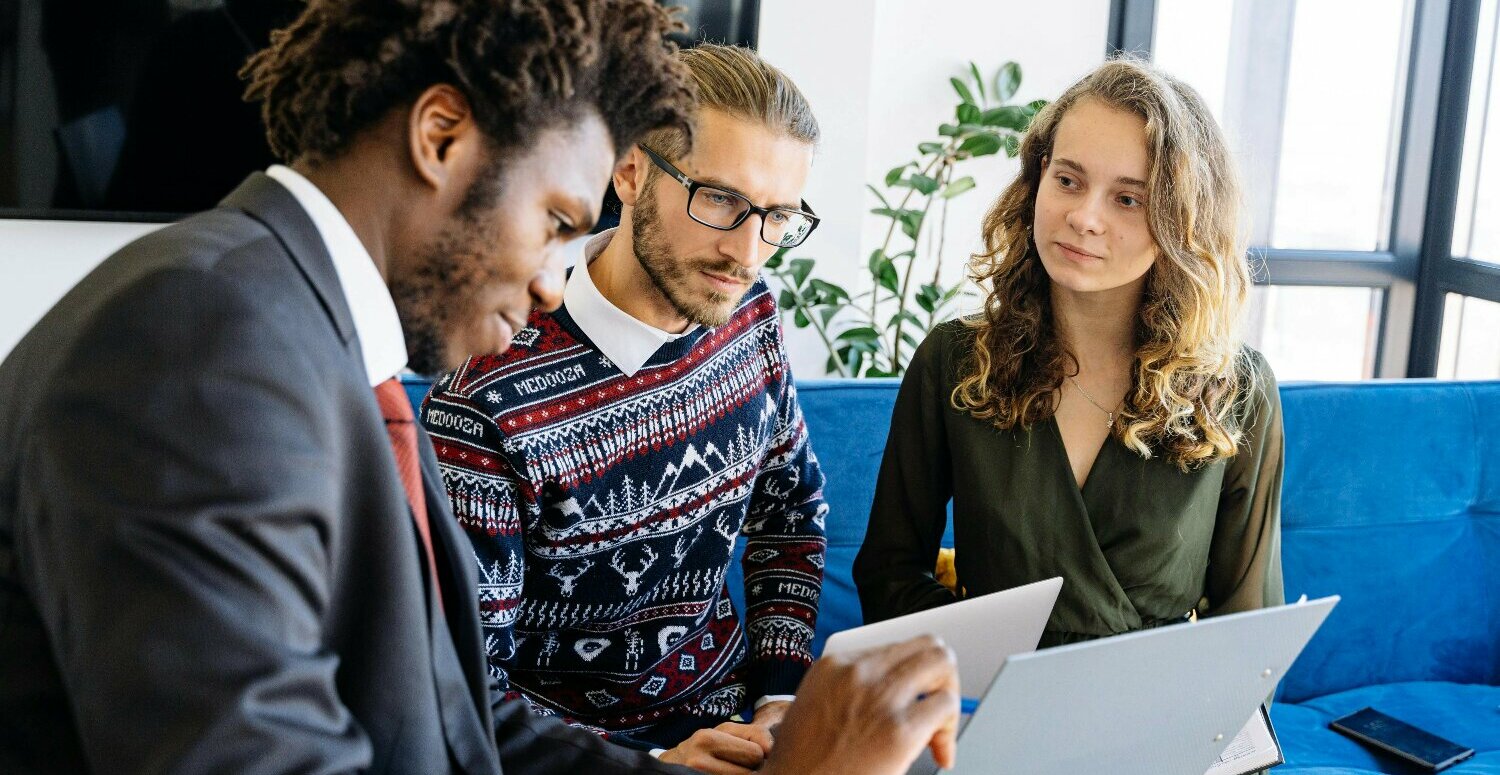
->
(1272, 682), (1500, 773)
(1277, 382), (1500, 702)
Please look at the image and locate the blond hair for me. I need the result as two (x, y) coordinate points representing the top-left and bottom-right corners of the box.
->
(640, 43), (819, 159)
(954, 56), (1256, 470)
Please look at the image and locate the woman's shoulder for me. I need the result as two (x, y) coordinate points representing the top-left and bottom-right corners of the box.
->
(1231, 344), (1283, 427)
(912, 317), (980, 377)
(1234, 345), (1278, 392)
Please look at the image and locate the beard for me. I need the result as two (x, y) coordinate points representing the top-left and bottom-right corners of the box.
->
(388, 228), (464, 377)
(631, 182), (756, 328)
(388, 204), (506, 377)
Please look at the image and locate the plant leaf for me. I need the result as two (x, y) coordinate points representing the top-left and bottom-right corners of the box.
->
(836, 326), (880, 343)
(847, 348), (866, 377)
(788, 258), (814, 288)
(898, 210), (924, 240)
(909, 174), (940, 195)
(980, 105), (1031, 131)
(866, 183), (891, 208)
(950, 77), (976, 107)
(778, 288), (796, 310)
(959, 134), (1003, 157)
(887, 310), (924, 331)
(995, 61), (1022, 103)
(877, 261), (900, 294)
(1003, 133), (1021, 157)
(766, 247), (788, 269)
(969, 62), (987, 103)
(938, 123), (960, 137)
(885, 164), (909, 187)
(941, 176), (976, 199)
(918, 141), (946, 155)
(793, 307), (809, 328)
(810, 278), (850, 303)
(916, 283), (941, 313)
(956, 103), (981, 126)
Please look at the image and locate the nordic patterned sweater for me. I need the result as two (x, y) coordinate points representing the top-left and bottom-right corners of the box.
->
(421, 279), (827, 750)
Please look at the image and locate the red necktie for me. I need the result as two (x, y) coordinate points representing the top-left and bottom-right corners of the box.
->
(374, 377), (444, 611)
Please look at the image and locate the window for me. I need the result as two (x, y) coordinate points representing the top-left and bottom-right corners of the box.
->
(1116, 0), (1500, 379)
(1452, 0), (1500, 267)
(1153, 0), (1411, 252)
(1437, 294), (1500, 379)
(1246, 286), (1383, 381)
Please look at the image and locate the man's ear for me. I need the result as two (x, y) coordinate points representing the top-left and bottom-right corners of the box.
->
(407, 84), (481, 193)
(612, 146), (650, 207)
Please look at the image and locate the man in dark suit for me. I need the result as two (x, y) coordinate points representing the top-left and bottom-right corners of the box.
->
(0, 1), (962, 773)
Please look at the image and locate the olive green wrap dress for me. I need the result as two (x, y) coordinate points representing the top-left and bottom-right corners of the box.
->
(853, 320), (1285, 648)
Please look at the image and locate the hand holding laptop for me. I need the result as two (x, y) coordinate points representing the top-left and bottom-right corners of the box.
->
(761, 635), (963, 775)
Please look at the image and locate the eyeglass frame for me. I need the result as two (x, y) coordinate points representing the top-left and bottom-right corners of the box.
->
(637, 145), (821, 248)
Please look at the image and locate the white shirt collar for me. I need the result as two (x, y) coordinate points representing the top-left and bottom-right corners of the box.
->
(564, 229), (696, 377)
(265, 165), (408, 387)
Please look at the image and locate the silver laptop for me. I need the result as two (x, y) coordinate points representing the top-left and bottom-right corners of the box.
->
(937, 596), (1338, 775)
(821, 577), (1063, 695)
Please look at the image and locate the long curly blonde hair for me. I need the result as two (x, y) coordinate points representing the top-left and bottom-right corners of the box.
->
(953, 57), (1256, 470)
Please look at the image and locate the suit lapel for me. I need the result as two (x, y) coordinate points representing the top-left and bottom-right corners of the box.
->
(417, 421), (501, 774)
(219, 173), (360, 348)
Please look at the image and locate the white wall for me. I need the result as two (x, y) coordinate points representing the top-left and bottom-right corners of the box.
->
(758, 0), (1111, 376)
(0, 219), (162, 356)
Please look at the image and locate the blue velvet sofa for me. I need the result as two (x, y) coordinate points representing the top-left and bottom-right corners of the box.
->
(404, 376), (1500, 773)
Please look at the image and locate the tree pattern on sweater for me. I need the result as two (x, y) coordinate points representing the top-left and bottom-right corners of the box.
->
(422, 282), (827, 747)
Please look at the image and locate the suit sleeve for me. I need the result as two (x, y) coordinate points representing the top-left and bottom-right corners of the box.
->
(490, 692), (696, 773)
(15, 269), (371, 773)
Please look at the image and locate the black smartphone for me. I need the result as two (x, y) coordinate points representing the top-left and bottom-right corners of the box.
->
(1330, 707), (1475, 772)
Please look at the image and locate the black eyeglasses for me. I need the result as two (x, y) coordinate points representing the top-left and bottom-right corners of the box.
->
(639, 145), (820, 249)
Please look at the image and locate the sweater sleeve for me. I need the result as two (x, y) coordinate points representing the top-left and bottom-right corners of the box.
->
(740, 340), (828, 698)
(421, 382), (533, 698)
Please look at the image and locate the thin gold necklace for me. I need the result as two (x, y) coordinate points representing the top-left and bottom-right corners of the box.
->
(1067, 375), (1120, 429)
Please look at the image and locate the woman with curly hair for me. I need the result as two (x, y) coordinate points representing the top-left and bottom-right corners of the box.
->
(854, 58), (1285, 649)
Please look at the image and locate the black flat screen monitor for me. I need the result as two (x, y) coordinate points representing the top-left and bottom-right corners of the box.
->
(0, 0), (758, 223)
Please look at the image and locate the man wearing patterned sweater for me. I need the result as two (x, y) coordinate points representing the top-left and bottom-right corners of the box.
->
(423, 45), (827, 773)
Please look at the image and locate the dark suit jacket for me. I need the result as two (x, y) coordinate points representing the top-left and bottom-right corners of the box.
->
(0, 174), (692, 774)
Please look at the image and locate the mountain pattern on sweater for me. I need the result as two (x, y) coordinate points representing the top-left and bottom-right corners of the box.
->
(421, 280), (827, 748)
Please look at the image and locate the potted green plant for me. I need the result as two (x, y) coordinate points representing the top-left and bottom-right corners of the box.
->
(766, 61), (1045, 377)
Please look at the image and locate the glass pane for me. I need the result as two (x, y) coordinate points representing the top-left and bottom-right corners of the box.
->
(1153, 0), (1412, 251)
(1272, 0), (1409, 251)
(1437, 294), (1500, 379)
(1244, 285), (1383, 381)
(1451, 0), (1500, 267)
(1152, 0), (1234, 121)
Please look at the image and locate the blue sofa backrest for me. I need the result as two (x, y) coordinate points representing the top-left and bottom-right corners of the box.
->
(1274, 381), (1500, 701)
(404, 376), (1500, 700)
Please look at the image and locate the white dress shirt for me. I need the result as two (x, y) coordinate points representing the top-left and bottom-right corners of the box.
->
(265, 165), (408, 387)
(564, 229), (696, 377)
